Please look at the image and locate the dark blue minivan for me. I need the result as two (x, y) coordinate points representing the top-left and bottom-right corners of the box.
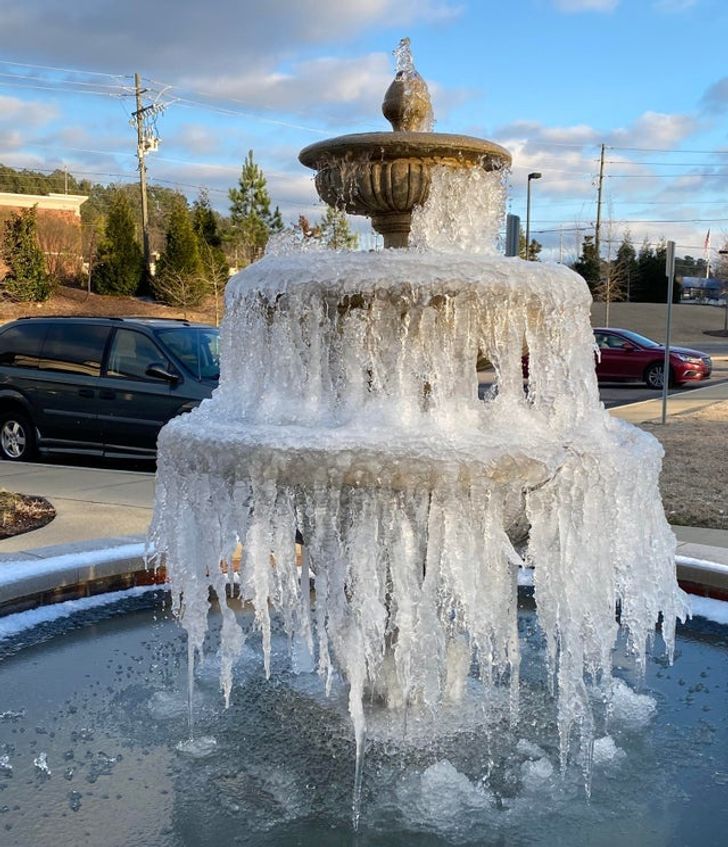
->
(0, 317), (219, 461)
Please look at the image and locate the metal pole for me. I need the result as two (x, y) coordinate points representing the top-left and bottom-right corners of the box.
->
(525, 180), (532, 260)
(595, 143), (605, 263)
(661, 240), (676, 425)
(524, 173), (541, 261)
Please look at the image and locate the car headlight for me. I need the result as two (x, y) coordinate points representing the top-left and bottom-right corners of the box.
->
(673, 353), (704, 364)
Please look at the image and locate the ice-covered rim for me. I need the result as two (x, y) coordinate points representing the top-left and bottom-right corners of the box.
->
(298, 132), (511, 170)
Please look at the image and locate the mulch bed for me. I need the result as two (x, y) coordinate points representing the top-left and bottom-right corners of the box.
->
(0, 490), (56, 539)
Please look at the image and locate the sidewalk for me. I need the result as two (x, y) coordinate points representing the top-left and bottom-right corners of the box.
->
(0, 462), (154, 555)
(609, 377), (728, 425)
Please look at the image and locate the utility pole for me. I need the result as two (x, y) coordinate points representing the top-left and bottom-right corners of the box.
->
(594, 143), (605, 268)
(132, 72), (152, 278)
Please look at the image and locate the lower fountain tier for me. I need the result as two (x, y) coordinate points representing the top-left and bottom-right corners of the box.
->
(158, 410), (577, 491)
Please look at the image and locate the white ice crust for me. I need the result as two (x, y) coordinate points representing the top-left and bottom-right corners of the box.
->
(150, 246), (687, 773)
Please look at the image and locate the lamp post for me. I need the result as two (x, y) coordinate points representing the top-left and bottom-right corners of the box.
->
(719, 250), (728, 332)
(525, 172), (542, 260)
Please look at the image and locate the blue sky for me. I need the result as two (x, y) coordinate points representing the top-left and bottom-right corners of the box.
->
(0, 0), (726, 261)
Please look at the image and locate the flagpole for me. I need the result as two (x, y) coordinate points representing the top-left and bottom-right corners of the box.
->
(705, 229), (711, 278)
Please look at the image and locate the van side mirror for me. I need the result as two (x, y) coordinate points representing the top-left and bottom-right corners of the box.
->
(146, 363), (179, 383)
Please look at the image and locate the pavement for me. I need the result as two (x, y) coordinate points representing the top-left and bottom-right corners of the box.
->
(1, 378), (727, 566)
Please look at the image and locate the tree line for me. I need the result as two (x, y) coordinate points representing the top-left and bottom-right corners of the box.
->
(0, 151), (357, 313)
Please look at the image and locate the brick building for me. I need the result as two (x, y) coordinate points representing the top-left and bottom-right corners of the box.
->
(0, 191), (88, 280)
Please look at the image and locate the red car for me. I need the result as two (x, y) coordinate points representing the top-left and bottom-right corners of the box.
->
(594, 328), (712, 389)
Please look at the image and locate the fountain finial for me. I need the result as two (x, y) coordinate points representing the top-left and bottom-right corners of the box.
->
(299, 38), (511, 248)
(382, 37), (434, 132)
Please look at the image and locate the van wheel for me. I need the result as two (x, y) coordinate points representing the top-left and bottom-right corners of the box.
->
(0, 410), (36, 461)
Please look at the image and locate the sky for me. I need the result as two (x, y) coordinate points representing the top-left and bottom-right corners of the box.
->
(0, 0), (727, 262)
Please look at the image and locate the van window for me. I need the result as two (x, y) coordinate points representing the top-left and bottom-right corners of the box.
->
(106, 329), (172, 381)
(40, 324), (110, 376)
(155, 327), (220, 380)
(0, 323), (48, 368)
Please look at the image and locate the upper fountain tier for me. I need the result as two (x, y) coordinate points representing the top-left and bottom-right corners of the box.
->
(299, 38), (511, 249)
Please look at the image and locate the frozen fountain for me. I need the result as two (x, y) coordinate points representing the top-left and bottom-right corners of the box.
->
(149, 39), (687, 825)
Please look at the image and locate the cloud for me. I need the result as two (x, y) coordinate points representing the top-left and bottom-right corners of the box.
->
(0, 0), (461, 75)
(552, 0), (619, 12)
(607, 111), (695, 149)
(701, 77), (728, 112)
(652, 0), (697, 11)
(0, 94), (58, 127)
(174, 124), (220, 156)
(496, 110), (695, 155)
(179, 53), (394, 128)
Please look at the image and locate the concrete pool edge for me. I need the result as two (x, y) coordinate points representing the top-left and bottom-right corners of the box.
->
(1, 536), (727, 617)
(0, 535), (166, 615)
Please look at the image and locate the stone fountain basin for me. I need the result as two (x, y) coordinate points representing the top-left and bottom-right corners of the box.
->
(299, 131), (512, 169)
(156, 414), (568, 491)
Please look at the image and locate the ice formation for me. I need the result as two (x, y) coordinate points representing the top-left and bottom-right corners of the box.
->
(150, 255), (686, 760)
(149, 165), (687, 792)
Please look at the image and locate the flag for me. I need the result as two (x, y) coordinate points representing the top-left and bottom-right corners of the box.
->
(704, 229), (711, 251)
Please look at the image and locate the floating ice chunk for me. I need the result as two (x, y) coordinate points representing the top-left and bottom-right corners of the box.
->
(592, 735), (625, 765)
(521, 756), (554, 791)
(0, 709), (24, 722)
(395, 760), (494, 834)
(33, 752), (51, 775)
(0, 754), (11, 773)
(611, 678), (657, 728)
(175, 736), (218, 759)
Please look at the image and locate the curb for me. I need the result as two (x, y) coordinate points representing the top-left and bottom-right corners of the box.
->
(0, 536), (165, 616)
(1, 538), (727, 618)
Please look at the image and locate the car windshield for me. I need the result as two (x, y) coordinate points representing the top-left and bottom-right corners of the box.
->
(155, 326), (220, 380)
(609, 329), (662, 349)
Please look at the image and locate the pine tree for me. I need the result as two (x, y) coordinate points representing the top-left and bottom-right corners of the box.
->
(91, 191), (144, 296)
(612, 230), (638, 301)
(1, 207), (52, 301)
(157, 197), (203, 280)
(572, 235), (600, 290)
(192, 190), (229, 324)
(153, 196), (205, 307)
(229, 150), (280, 264)
(318, 206), (358, 250)
(192, 189), (223, 250)
(634, 238), (670, 303)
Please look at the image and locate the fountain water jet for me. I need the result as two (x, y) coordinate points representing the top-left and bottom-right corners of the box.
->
(149, 39), (687, 821)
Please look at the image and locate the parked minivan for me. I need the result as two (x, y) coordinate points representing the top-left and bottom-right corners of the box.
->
(0, 316), (220, 461)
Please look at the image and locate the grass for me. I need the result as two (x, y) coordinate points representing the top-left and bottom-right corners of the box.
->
(642, 400), (728, 531)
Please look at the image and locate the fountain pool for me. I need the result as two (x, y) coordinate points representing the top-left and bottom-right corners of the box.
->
(1, 39), (724, 845)
(0, 590), (727, 846)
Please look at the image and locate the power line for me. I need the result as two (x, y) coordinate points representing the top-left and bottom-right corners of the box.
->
(610, 145), (728, 155)
(0, 59), (127, 80)
(607, 172), (724, 178)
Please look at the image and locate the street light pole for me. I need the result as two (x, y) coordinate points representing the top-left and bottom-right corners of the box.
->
(525, 172), (541, 260)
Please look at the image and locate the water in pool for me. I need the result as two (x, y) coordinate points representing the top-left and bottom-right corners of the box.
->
(0, 591), (726, 847)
